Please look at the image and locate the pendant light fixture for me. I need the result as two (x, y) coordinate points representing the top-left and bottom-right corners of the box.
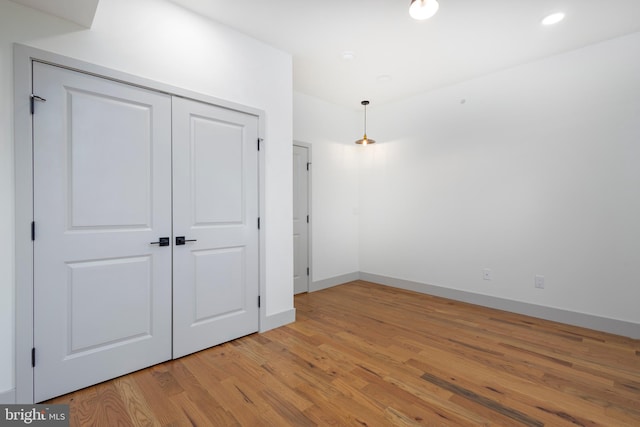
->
(355, 100), (376, 145)
(409, 0), (439, 20)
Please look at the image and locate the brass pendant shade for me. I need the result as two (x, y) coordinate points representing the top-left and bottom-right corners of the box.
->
(355, 100), (375, 145)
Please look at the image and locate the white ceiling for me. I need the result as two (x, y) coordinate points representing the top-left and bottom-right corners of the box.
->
(11, 0), (640, 109)
(169, 0), (640, 109)
(10, 0), (99, 27)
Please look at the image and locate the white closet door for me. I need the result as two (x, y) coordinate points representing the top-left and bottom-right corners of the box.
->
(293, 145), (310, 294)
(33, 62), (173, 402)
(172, 97), (260, 358)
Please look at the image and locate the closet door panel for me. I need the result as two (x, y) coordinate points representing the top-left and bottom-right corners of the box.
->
(32, 62), (173, 402)
(172, 97), (260, 358)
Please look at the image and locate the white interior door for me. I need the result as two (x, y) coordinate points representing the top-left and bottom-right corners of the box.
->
(172, 97), (260, 358)
(293, 145), (310, 294)
(32, 62), (173, 402)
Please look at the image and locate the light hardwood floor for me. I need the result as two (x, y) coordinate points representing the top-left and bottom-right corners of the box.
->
(48, 280), (640, 426)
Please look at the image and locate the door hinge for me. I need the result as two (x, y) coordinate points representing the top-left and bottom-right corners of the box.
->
(257, 217), (260, 230)
(306, 215), (309, 224)
(30, 94), (46, 115)
(257, 138), (263, 151)
(258, 295), (261, 308)
(31, 348), (36, 367)
(307, 267), (310, 276)
(307, 162), (311, 171)
(31, 221), (35, 241)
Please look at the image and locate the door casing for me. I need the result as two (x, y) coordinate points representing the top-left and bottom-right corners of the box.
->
(13, 44), (267, 403)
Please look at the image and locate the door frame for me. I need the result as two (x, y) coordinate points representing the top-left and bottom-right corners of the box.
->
(293, 141), (312, 292)
(13, 44), (266, 403)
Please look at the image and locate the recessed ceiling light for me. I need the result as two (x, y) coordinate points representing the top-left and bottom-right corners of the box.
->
(409, 0), (439, 20)
(541, 12), (565, 26)
(342, 51), (355, 60)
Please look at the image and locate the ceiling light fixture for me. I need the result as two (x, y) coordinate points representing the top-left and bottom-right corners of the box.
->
(541, 12), (565, 26)
(409, 0), (439, 20)
(342, 51), (355, 60)
(355, 100), (375, 145)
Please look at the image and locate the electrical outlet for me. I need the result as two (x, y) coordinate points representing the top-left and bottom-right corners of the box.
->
(535, 275), (545, 289)
(483, 268), (492, 280)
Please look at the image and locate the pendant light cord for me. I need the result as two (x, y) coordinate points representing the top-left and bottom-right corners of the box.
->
(363, 103), (367, 135)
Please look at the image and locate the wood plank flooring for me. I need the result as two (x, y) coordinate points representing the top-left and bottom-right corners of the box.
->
(48, 280), (640, 426)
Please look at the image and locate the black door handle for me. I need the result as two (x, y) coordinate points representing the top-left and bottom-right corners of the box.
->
(150, 237), (170, 246)
(176, 236), (197, 246)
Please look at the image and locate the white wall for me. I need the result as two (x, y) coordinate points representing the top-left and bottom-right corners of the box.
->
(293, 92), (360, 282)
(360, 32), (640, 325)
(1, 0), (293, 398)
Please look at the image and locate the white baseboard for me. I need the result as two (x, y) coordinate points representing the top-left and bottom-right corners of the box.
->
(304, 271), (639, 339)
(310, 272), (360, 292)
(261, 308), (296, 332)
(360, 272), (640, 340)
(0, 388), (16, 404)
